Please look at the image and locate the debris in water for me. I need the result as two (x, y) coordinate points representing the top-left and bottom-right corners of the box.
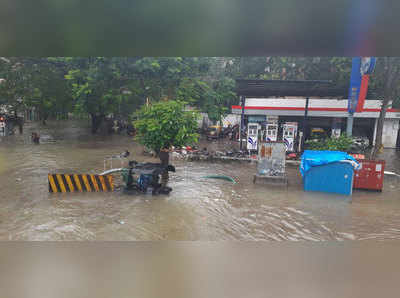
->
(119, 220), (125, 225)
(201, 175), (236, 183)
(385, 171), (400, 177)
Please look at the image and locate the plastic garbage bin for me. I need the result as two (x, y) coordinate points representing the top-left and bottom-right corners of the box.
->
(303, 161), (355, 195)
(300, 150), (359, 196)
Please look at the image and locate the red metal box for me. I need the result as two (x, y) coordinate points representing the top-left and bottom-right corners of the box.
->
(353, 159), (385, 191)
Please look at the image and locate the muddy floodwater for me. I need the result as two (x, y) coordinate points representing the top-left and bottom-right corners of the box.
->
(0, 120), (399, 241)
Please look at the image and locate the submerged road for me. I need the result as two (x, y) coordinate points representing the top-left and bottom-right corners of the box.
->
(0, 120), (399, 240)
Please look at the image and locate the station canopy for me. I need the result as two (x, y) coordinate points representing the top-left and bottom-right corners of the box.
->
(236, 79), (348, 98)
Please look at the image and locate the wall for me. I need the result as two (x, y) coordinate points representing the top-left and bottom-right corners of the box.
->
(222, 114), (241, 127)
(198, 113), (241, 128)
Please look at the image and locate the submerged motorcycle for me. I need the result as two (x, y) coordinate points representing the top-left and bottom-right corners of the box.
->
(102, 159), (175, 195)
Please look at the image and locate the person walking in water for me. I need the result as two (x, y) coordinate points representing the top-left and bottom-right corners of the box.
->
(31, 132), (40, 144)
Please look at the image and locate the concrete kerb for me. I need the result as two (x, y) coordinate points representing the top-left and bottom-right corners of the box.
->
(184, 154), (301, 166)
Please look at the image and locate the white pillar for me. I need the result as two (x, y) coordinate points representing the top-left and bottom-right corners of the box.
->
(372, 118), (378, 146)
(346, 113), (354, 136)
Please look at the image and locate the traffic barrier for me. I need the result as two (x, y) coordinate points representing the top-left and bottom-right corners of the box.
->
(48, 174), (114, 193)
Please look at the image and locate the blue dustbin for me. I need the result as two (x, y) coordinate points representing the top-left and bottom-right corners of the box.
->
(300, 150), (359, 196)
(303, 161), (354, 195)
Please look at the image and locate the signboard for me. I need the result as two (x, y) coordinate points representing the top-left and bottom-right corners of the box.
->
(257, 142), (286, 176)
(248, 115), (266, 123)
(348, 57), (362, 114)
(356, 57), (376, 113)
(348, 57), (376, 113)
(360, 57), (376, 75)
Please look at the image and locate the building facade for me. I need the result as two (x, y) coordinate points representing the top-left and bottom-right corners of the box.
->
(232, 98), (400, 148)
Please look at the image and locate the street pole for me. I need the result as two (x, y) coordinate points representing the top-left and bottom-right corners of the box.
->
(346, 113), (354, 136)
(239, 96), (245, 150)
(301, 97), (309, 152)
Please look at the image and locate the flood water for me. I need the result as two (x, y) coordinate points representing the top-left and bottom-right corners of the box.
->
(0, 120), (399, 241)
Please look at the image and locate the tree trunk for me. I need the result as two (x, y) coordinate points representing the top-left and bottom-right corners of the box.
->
(371, 103), (388, 159)
(90, 114), (105, 134)
(159, 150), (170, 187)
(371, 58), (398, 159)
(13, 109), (23, 134)
(18, 118), (23, 134)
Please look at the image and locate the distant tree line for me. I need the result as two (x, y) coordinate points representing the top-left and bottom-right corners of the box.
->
(0, 57), (398, 141)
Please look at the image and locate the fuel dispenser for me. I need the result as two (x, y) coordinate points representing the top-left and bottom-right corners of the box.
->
(282, 122), (298, 152)
(265, 118), (278, 142)
(247, 123), (260, 151)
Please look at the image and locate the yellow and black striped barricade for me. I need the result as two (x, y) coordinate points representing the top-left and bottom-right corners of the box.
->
(48, 174), (114, 193)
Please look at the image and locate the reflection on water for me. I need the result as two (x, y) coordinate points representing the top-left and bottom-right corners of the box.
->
(0, 120), (399, 241)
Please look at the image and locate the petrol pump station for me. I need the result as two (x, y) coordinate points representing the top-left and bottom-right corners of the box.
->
(236, 79), (348, 153)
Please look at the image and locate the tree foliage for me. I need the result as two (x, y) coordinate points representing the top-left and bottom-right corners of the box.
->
(134, 100), (199, 153)
(1, 56), (399, 145)
(0, 58), (35, 115)
(0, 57), (72, 120)
(305, 135), (354, 152)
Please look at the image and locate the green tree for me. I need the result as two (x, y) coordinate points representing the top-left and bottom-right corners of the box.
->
(62, 57), (212, 133)
(134, 100), (199, 155)
(64, 57), (134, 133)
(306, 135), (354, 152)
(131, 57), (212, 101)
(0, 57), (38, 133)
(219, 56), (352, 84)
(0, 58), (34, 116)
(203, 77), (236, 125)
(25, 58), (72, 124)
(134, 100), (199, 185)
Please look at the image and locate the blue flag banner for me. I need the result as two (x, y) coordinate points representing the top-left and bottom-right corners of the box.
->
(348, 57), (376, 114)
